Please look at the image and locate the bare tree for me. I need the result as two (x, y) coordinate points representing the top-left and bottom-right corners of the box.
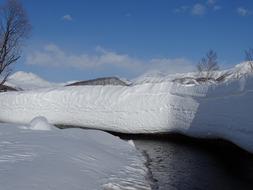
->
(245, 48), (253, 71)
(0, 0), (31, 87)
(197, 50), (219, 81)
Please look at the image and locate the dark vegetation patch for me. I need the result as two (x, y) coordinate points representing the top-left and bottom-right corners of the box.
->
(0, 84), (19, 92)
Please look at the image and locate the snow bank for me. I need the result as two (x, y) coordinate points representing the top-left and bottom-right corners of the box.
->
(0, 62), (253, 153)
(0, 122), (150, 190)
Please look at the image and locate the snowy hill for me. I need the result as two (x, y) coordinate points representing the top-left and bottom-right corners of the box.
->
(5, 71), (61, 90)
(0, 62), (253, 153)
(134, 61), (253, 85)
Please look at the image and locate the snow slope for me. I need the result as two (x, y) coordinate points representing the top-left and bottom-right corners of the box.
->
(0, 62), (253, 152)
(0, 120), (150, 190)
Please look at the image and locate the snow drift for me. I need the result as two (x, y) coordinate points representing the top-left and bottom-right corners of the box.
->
(0, 121), (150, 190)
(0, 62), (253, 152)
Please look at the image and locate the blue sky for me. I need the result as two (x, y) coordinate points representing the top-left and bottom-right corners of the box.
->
(7, 0), (253, 82)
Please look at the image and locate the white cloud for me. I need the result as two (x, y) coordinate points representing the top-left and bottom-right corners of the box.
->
(62, 14), (73, 21)
(237, 7), (251, 16)
(26, 44), (194, 75)
(27, 44), (140, 69)
(191, 4), (206, 15)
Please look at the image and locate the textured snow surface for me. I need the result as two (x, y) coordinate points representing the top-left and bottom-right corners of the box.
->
(0, 122), (150, 190)
(0, 62), (253, 152)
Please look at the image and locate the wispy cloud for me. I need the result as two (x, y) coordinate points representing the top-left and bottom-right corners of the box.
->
(174, 0), (221, 16)
(237, 7), (251, 16)
(207, 0), (216, 6)
(191, 4), (206, 15)
(62, 14), (73, 21)
(26, 44), (194, 75)
(207, 0), (222, 11)
(174, 6), (189, 14)
(213, 5), (222, 11)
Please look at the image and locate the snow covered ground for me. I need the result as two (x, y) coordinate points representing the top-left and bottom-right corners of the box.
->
(0, 117), (150, 190)
(0, 62), (253, 153)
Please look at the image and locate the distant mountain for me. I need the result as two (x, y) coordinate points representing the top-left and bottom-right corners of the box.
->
(5, 62), (252, 90)
(4, 71), (132, 90)
(66, 77), (131, 86)
(5, 71), (60, 90)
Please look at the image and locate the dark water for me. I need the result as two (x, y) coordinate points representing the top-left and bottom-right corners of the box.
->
(120, 135), (253, 190)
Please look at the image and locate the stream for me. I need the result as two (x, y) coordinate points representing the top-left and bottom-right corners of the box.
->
(121, 135), (253, 190)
